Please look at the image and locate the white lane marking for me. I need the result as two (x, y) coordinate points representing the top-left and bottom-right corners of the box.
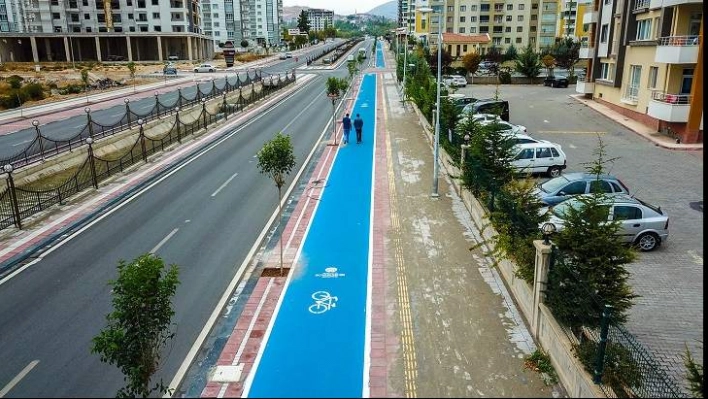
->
(150, 228), (179, 254)
(568, 144), (577, 149)
(543, 119), (549, 123)
(211, 172), (239, 197)
(0, 360), (39, 398)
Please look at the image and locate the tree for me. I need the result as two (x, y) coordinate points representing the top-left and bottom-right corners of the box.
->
(257, 132), (297, 274)
(462, 52), (482, 76)
(91, 254), (179, 398)
(325, 76), (348, 97)
(683, 344), (704, 398)
(126, 61), (136, 93)
(541, 54), (556, 77)
(504, 44), (519, 62)
(544, 138), (637, 331)
(240, 39), (249, 49)
(81, 69), (90, 92)
(484, 46), (504, 76)
(514, 45), (542, 78)
(552, 37), (581, 79)
(297, 10), (310, 34)
(427, 47), (453, 76)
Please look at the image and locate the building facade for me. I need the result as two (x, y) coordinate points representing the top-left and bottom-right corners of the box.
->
(236, 0), (282, 48)
(306, 8), (333, 32)
(577, 0), (703, 143)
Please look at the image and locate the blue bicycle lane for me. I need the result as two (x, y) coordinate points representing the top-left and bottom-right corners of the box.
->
(242, 43), (386, 398)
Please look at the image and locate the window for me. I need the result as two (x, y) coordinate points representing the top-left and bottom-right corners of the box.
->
(154, 25), (161, 31)
(479, 26), (489, 33)
(636, 19), (652, 40)
(531, 15), (537, 21)
(463, 45), (468, 52)
(530, 26), (537, 32)
(648, 66), (658, 88)
(460, 16), (466, 22)
(624, 65), (641, 101)
(495, 15), (503, 23)
(83, 0), (88, 6)
(480, 4), (490, 12)
(589, 180), (613, 193)
(84, 13), (90, 19)
(471, 16), (477, 22)
(447, 6), (453, 12)
(505, 26), (511, 32)
(460, 5), (466, 11)
(86, 26), (92, 32)
(519, 4), (525, 10)
(563, 181), (588, 195)
(507, 4), (513, 10)
(506, 15), (512, 21)
(493, 26), (503, 33)
(600, 24), (609, 42)
(480, 15), (489, 23)
(459, 27), (465, 33)
(152, 0), (159, 5)
(128, 13), (133, 19)
(516, 37), (522, 43)
(518, 15), (524, 21)
(471, 5), (477, 11)
(495, 3), (504, 11)
(505, 37), (511, 43)
(515, 148), (535, 160)
(536, 147), (553, 158)
(52, 13), (60, 19)
(153, 12), (160, 18)
(600, 62), (613, 80)
(517, 26), (523, 32)
(140, 25), (148, 32)
(97, 14), (105, 23)
(470, 27), (476, 33)
(613, 206), (642, 221)
(532, 3), (538, 9)
(680, 68), (694, 94)
(51, 0), (59, 5)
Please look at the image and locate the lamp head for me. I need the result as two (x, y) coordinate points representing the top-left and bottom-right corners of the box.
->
(124, 98), (130, 103)
(137, 118), (144, 126)
(541, 222), (556, 244)
(3, 164), (12, 174)
(85, 137), (93, 145)
(32, 120), (39, 127)
(84, 107), (91, 113)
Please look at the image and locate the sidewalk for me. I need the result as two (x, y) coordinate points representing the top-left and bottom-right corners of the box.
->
(570, 94), (703, 151)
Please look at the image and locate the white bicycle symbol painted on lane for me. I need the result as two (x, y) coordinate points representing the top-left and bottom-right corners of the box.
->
(308, 291), (338, 314)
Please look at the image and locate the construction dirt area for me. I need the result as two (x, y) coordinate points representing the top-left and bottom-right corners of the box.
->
(0, 53), (267, 110)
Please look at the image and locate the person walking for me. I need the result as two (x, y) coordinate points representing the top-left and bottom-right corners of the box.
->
(342, 113), (352, 145)
(353, 113), (364, 144)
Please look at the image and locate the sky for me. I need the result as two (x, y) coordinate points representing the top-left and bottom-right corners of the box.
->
(282, 0), (391, 16)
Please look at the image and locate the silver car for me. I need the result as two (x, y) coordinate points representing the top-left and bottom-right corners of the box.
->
(540, 194), (669, 251)
(193, 63), (216, 73)
(532, 172), (630, 206)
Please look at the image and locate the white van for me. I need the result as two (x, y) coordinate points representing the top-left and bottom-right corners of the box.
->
(510, 142), (567, 177)
(347, 54), (355, 62)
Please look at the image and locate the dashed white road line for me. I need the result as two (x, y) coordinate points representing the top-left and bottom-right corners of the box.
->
(211, 172), (239, 197)
(150, 228), (179, 254)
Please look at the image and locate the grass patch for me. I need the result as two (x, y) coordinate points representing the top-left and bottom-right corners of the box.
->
(524, 349), (559, 385)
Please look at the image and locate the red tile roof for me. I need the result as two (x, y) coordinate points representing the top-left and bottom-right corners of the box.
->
(442, 33), (491, 44)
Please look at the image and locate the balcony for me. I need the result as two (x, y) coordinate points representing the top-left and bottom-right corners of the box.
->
(650, 0), (703, 7)
(655, 35), (699, 64)
(583, 9), (598, 24)
(576, 80), (594, 94)
(579, 42), (595, 58)
(647, 91), (691, 122)
(634, 0), (650, 11)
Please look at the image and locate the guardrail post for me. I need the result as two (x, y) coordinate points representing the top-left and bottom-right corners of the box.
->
(32, 119), (46, 162)
(124, 98), (131, 129)
(178, 88), (183, 108)
(201, 98), (207, 130)
(222, 92), (228, 120)
(593, 305), (613, 384)
(138, 119), (147, 163)
(212, 80), (217, 97)
(154, 91), (160, 117)
(85, 107), (94, 138)
(85, 137), (98, 189)
(175, 107), (181, 143)
(3, 164), (22, 229)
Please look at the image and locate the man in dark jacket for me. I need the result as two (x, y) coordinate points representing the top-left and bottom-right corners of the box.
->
(342, 113), (352, 144)
(353, 114), (364, 144)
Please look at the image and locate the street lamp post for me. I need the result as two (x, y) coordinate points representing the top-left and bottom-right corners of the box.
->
(3, 164), (21, 229)
(420, 7), (443, 198)
(327, 93), (340, 146)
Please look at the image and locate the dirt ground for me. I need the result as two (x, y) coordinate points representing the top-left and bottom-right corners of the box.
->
(0, 53), (265, 109)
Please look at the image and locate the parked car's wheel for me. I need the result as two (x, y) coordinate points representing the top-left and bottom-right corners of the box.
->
(193, 69), (199, 72)
(547, 166), (563, 177)
(636, 232), (660, 251)
(209, 69), (215, 72)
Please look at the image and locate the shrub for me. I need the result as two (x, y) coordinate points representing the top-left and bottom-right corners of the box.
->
(20, 82), (46, 101)
(498, 71), (512, 84)
(7, 75), (23, 89)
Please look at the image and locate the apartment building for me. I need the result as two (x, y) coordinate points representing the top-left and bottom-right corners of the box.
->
(201, 0), (228, 47)
(306, 8), (333, 32)
(0, 0), (19, 32)
(577, 0), (703, 143)
(0, 0), (214, 63)
(236, 0), (281, 48)
(557, 0), (592, 39)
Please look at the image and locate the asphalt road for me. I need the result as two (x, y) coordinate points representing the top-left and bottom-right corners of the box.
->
(0, 41), (346, 164)
(0, 59), (353, 396)
(456, 83), (704, 381)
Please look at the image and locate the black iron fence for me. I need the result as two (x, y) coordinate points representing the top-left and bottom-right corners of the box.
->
(0, 71), (296, 231)
(1, 70), (264, 170)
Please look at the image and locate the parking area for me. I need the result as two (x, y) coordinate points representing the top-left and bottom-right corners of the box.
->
(453, 83), (704, 381)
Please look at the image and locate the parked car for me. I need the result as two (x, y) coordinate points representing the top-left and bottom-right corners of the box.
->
(441, 75), (455, 86)
(278, 53), (288, 60)
(163, 63), (177, 75)
(511, 142), (567, 177)
(447, 75), (467, 87)
(461, 99), (510, 121)
(478, 119), (527, 135)
(532, 173), (631, 206)
(449, 93), (478, 111)
(193, 63), (216, 73)
(167, 54), (179, 61)
(540, 194), (669, 251)
(544, 76), (569, 88)
(285, 52), (293, 58)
